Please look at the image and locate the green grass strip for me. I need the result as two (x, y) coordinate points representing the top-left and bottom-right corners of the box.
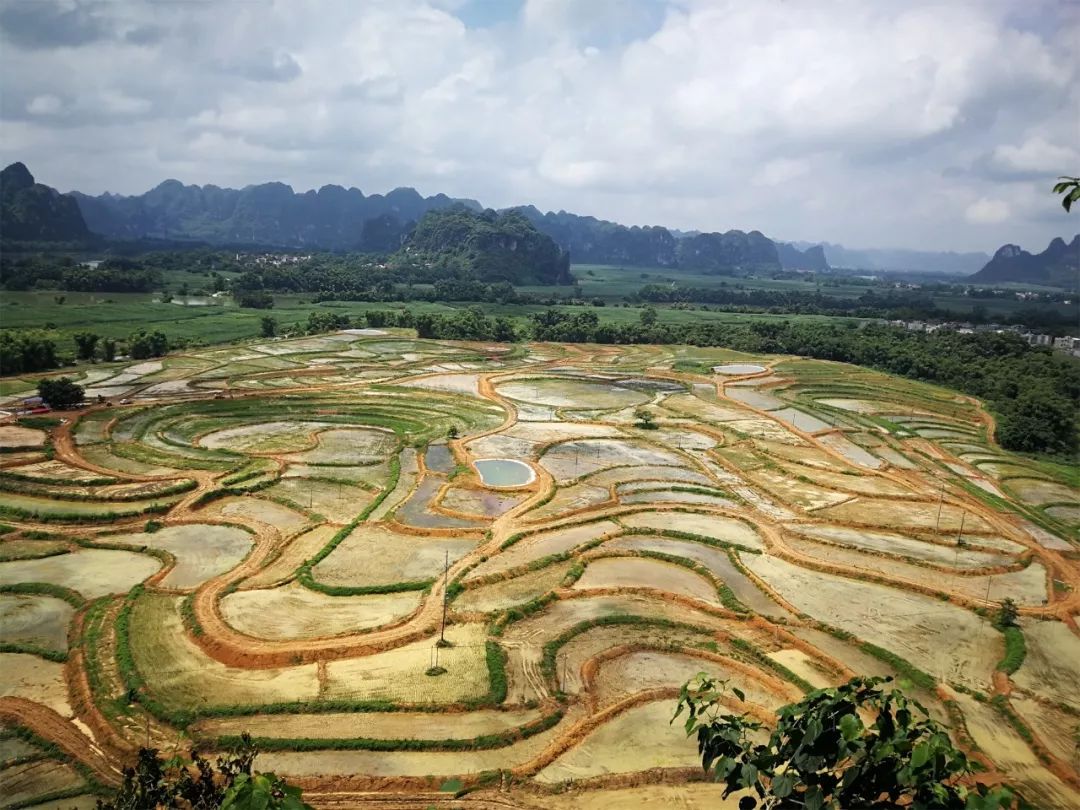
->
(997, 625), (1026, 675)
(0, 582), (85, 607)
(540, 614), (712, 694)
(212, 710), (563, 753)
(617, 525), (763, 555)
(0, 642), (67, 662)
(728, 636), (815, 694)
(484, 640), (508, 705)
(857, 641), (936, 690)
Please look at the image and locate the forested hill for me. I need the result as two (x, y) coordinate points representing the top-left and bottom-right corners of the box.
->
(776, 242), (829, 271)
(511, 205), (679, 267)
(677, 230), (780, 273)
(405, 206), (571, 285)
(0, 162), (89, 243)
(70, 177), (476, 251)
(969, 236), (1080, 288)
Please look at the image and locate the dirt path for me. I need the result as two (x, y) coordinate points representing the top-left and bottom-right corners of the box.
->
(0, 696), (122, 786)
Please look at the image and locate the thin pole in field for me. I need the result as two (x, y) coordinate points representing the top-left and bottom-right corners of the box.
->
(440, 549), (449, 646)
(934, 481), (945, 530)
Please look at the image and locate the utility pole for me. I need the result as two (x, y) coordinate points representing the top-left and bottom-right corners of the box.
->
(956, 510), (966, 545)
(934, 481), (945, 531)
(439, 549), (449, 646)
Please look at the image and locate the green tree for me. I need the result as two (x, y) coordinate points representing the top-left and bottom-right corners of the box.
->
(634, 407), (657, 430)
(37, 377), (84, 409)
(235, 289), (274, 309)
(260, 316), (278, 338)
(640, 305), (658, 326)
(0, 330), (58, 374)
(73, 331), (100, 361)
(221, 772), (310, 810)
(128, 330), (169, 360)
(493, 316), (517, 342)
(102, 338), (117, 362)
(1052, 175), (1080, 212)
(674, 675), (1013, 809)
(995, 598), (1019, 629)
(96, 734), (311, 810)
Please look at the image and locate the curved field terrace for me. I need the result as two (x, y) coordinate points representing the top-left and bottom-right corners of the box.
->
(0, 332), (1077, 809)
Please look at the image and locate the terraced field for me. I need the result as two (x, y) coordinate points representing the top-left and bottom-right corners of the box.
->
(1, 331), (1077, 808)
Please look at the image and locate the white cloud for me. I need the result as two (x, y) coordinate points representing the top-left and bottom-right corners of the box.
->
(26, 94), (62, 115)
(965, 197), (1011, 225)
(991, 136), (1080, 175)
(1, 0), (1077, 251)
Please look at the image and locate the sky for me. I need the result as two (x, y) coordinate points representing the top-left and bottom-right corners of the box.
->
(1, 0), (1077, 253)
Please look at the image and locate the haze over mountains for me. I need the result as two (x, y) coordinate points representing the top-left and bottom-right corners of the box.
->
(2, 162), (1074, 285)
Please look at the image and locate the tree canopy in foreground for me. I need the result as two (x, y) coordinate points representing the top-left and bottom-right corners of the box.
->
(675, 675), (1013, 809)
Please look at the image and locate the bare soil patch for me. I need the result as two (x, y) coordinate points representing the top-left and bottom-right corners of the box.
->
(0, 426), (47, 449)
(0, 548), (161, 598)
(603, 537), (788, 618)
(619, 511), (763, 550)
(466, 521), (619, 580)
(193, 706), (544, 742)
(314, 525), (477, 588)
(0, 593), (73, 653)
(0, 653), (72, 716)
(535, 700), (698, 784)
(572, 558), (719, 605)
(130, 593), (319, 710)
(254, 705), (579, 777)
(743, 555), (998, 690)
(456, 563), (572, 613)
(950, 691), (1077, 810)
(221, 583), (423, 639)
(107, 524), (252, 589)
(1012, 620), (1080, 710)
(819, 498), (993, 533)
(198, 496), (310, 534)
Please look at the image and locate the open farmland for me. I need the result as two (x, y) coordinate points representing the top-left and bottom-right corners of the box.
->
(0, 330), (1077, 809)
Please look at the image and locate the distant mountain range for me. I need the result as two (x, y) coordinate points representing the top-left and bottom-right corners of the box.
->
(968, 236), (1079, 288)
(2, 162), (808, 274)
(2, 162), (1073, 286)
(789, 241), (991, 275)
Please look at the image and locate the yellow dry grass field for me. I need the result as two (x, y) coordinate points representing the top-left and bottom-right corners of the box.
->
(0, 333), (1076, 808)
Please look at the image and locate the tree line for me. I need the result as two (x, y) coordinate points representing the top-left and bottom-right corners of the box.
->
(0, 255), (162, 292)
(636, 284), (1077, 330)
(0, 328), (171, 374)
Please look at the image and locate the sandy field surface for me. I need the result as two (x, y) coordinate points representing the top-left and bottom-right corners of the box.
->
(107, 524), (252, 588)
(221, 583), (423, 639)
(0, 593), (73, 652)
(743, 555), (998, 690)
(0, 548), (161, 598)
(619, 511), (764, 550)
(572, 557), (720, 605)
(535, 701), (700, 784)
